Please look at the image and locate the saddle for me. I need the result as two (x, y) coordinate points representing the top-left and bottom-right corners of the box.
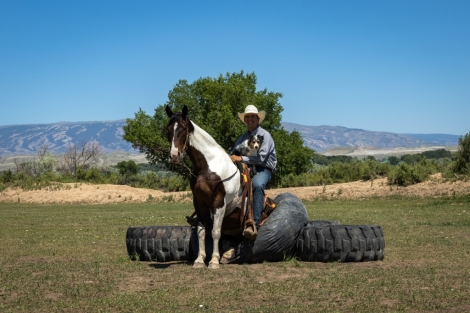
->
(185, 162), (276, 240)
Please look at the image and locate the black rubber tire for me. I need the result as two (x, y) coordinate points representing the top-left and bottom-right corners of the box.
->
(296, 225), (385, 262)
(306, 220), (341, 227)
(126, 226), (193, 262)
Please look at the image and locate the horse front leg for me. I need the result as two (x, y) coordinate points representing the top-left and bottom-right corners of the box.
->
(193, 223), (206, 268)
(208, 207), (225, 269)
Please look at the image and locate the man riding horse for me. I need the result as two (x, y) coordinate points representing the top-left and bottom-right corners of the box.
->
(230, 105), (278, 237)
(165, 104), (277, 269)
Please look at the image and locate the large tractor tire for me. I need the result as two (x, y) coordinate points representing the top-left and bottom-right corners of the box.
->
(229, 192), (309, 263)
(126, 226), (194, 262)
(296, 224), (385, 262)
(306, 220), (341, 227)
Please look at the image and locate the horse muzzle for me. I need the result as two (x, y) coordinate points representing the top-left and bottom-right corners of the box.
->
(170, 152), (183, 163)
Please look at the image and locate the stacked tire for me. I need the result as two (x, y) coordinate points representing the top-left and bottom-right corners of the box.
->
(126, 226), (194, 262)
(125, 222), (385, 263)
(296, 223), (385, 262)
(125, 195), (385, 263)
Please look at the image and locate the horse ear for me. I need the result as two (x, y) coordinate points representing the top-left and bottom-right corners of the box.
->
(165, 105), (173, 118)
(182, 105), (188, 119)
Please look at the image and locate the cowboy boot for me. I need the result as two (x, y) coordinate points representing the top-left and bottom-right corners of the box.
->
(220, 247), (235, 264)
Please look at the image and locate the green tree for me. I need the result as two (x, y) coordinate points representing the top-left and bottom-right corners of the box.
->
(1, 169), (13, 183)
(312, 154), (329, 166)
(123, 71), (315, 181)
(271, 128), (315, 186)
(116, 160), (139, 176)
(421, 148), (452, 160)
(388, 156), (400, 166)
(401, 153), (422, 164)
(37, 151), (57, 176)
(453, 132), (470, 174)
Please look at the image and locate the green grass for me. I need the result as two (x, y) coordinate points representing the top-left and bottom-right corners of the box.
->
(1, 196), (470, 312)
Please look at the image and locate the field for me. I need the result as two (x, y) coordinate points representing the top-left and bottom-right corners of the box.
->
(1, 195), (470, 312)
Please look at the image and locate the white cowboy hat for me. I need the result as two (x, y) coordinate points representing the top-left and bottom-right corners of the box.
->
(238, 105), (266, 124)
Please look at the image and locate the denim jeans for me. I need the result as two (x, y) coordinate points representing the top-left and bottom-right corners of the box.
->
(252, 166), (272, 226)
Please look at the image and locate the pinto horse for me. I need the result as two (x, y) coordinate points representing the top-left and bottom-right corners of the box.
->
(165, 105), (243, 269)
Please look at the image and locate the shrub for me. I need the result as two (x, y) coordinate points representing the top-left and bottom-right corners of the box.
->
(116, 160), (139, 176)
(130, 172), (189, 191)
(1, 169), (14, 183)
(388, 156), (400, 166)
(387, 162), (431, 187)
(453, 133), (470, 174)
(77, 167), (104, 183)
(38, 152), (58, 176)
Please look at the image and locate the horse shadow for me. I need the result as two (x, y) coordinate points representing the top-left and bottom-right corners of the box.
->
(148, 261), (194, 269)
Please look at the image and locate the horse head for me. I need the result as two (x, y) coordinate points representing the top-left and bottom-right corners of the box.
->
(165, 105), (194, 163)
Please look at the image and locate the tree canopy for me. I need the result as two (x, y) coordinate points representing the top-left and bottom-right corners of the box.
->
(453, 132), (470, 174)
(123, 71), (315, 185)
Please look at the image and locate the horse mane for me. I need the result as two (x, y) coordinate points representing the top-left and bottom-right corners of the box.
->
(188, 120), (229, 156)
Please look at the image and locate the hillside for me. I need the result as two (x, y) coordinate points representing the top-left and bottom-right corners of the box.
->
(0, 120), (134, 155)
(0, 120), (461, 156)
(282, 122), (460, 152)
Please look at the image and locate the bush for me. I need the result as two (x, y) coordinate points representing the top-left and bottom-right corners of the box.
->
(77, 167), (104, 183)
(453, 133), (470, 175)
(116, 160), (139, 176)
(1, 169), (13, 183)
(361, 159), (390, 180)
(38, 152), (58, 176)
(388, 156), (400, 166)
(387, 162), (431, 187)
(130, 172), (189, 192)
(277, 159), (390, 188)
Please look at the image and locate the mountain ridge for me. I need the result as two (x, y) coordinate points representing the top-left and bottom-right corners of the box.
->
(281, 122), (460, 151)
(0, 120), (461, 156)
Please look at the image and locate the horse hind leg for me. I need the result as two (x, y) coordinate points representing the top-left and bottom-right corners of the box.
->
(193, 225), (206, 268)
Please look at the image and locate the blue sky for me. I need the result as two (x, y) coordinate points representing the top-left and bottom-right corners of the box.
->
(1, 1), (469, 136)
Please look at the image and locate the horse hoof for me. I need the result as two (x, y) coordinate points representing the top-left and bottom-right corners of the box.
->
(193, 262), (206, 269)
(208, 263), (220, 270)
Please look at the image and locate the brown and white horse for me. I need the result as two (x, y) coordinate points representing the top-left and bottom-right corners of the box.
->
(165, 105), (243, 269)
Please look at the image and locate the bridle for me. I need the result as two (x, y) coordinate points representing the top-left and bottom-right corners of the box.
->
(178, 123), (191, 159)
(169, 117), (191, 161)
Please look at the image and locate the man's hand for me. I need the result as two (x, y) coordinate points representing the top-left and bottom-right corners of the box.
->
(230, 155), (242, 163)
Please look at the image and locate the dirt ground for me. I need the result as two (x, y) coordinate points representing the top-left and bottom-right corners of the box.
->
(1, 174), (469, 204)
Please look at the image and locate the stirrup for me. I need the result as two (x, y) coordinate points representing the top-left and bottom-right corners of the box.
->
(243, 220), (258, 240)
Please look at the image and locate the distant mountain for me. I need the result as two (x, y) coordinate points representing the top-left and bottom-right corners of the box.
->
(403, 133), (461, 146)
(0, 120), (134, 155)
(0, 120), (461, 156)
(282, 122), (460, 152)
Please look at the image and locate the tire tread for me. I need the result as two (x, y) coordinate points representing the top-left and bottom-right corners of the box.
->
(296, 224), (385, 262)
(126, 226), (192, 262)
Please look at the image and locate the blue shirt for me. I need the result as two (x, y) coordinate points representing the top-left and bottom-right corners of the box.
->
(232, 126), (277, 172)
